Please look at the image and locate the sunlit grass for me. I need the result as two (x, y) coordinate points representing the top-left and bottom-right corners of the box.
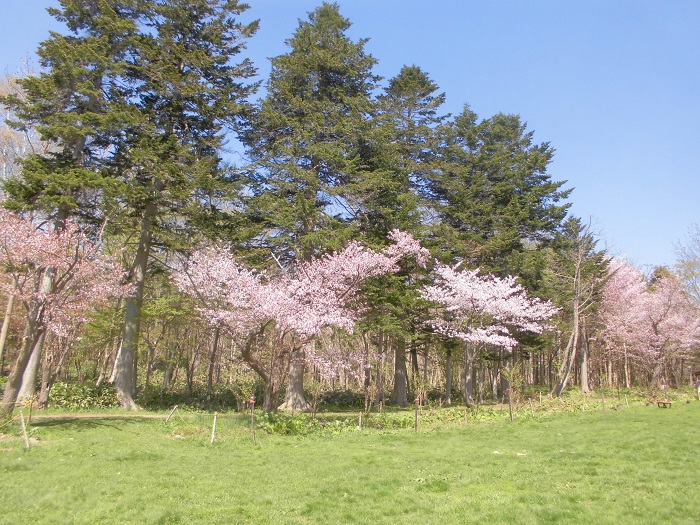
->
(1, 400), (699, 524)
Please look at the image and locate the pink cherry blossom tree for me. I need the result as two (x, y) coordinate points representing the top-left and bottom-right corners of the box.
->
(174, 230), (428, 411)
(421, 263), (558, 404)
(598, 258), (648, 387)
(0, 210), (127, 419)
(600, 258), (700, 387)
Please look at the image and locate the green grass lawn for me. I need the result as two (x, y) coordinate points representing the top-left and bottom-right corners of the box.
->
(1, 403), (699, 525)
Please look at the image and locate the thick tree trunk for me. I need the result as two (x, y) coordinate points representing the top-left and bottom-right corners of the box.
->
(0, 295), (14, 371)
(375, 330), (385, 406)
(263, 380), (281, 412)
(409, 343), (419, 377)
(391, 336), (409, 407)
(279, 345), (310, 412)
(445, 348), (453, 406)
(17, 331), (45, 402)
(17, 264), (56, 402)
(0, 304), (43, 421)
(36, 342), (70, 409)
(114, 203), (155, 410)
(461, 344), (476, 406)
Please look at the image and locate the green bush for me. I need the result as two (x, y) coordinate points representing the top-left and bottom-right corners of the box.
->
(256, 412), (359, 436)
(318, 389), (364, 409)
(49, 382), (119, 410)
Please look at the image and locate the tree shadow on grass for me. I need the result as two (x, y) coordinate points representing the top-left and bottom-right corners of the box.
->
(31, 416), (155, 433)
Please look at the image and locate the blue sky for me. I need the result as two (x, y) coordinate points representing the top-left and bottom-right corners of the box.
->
(2, 0), (698, 271)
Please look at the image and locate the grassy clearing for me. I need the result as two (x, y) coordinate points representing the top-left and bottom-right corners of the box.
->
(1, 400), (699, 525)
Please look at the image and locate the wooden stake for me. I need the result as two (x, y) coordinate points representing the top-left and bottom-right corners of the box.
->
(358, 413), (362, 431)
(165, 404), (179, 423)
(210, 413), (217, 444)
(414, 397), (420, 431)
(529, 400), (535, 417)
(601, 387), (606, 412)
(250, 396), (257, 446)
(625, 394), (629, 408)
(20, 411), (30, 449)
(507, 390), (513, 422)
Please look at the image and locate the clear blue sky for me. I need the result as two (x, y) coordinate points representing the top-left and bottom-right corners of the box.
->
(2, 0), (698, 271)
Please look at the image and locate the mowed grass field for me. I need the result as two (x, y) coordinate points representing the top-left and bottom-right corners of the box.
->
(1, 403), (699, 525)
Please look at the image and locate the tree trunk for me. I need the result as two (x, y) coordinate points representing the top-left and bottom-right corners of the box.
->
(206, 327), (220, 401)
(0, 295), (14, 372)
(0, 303), (43, 421)
(17, 331), (46, 402)
(579, 317), (591, 393)
(279, 345), (310, 412)
(391, 336), (408, 407)
(552, 298), (580, 397)
(36, 341), (70, 409)
(263, 379), (281, 412)
(409, 343), (419, 377)
(162, 359), (176, 392)
(461, 344), (476, 406)
(375, 330), (385, 406)
(114, 202), (155, 410)
(445, 347), (453, 406)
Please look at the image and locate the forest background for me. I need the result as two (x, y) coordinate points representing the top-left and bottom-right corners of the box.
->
(0, 0), (699, 419)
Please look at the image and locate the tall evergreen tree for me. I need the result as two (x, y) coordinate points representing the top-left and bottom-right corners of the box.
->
(2, 0), (258, 409)
(433, 107), (571, 273)
(363, 65), (447, 406)
(242, 2), (379, 410)
(243, 2), (379, 262)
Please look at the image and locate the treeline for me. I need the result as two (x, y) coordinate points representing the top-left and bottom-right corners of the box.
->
(0, 1), (698, 417)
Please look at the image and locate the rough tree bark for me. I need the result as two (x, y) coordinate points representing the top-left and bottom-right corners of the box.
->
(391, 336), (409, 407)
(460, 344), (476, 406)
(0, 295), (14, 370)
(279, 345), (311, 412)
(445, 347), (453, 406)
(114, 200), (156, 410)
(0, 300), (43, 421)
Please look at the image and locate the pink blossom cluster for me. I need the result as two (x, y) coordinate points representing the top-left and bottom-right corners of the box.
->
(0, 210), (129, 337)
(174, 232), (426, 367)
(600, 258), (700, 365)
(421, 264), (558, 348)
(383, 229), (431, 267)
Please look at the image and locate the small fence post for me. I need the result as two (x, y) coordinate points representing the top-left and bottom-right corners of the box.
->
(250, 396), (257, 446)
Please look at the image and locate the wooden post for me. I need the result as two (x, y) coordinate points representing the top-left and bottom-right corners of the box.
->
(625, 394), (629, 408)
(20, 411), (30, 449)
(414, 397), (420, 432)
(250, 396), (257, 446)
(507, 389), (513, 422)
(358, 412), (362, 431)
(529, 399), (534, 417)
(210, 413), (218, 444)
(165, 404), (179, 423)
